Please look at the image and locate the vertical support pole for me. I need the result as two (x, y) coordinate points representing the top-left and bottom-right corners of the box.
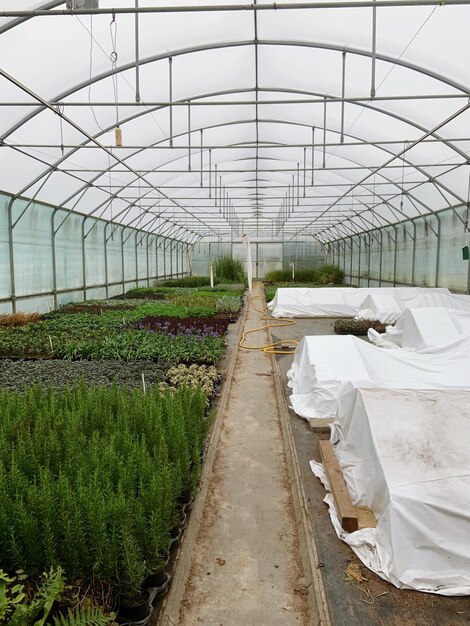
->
(393, 225), (398, 286)
(209, 149), (212, 198)
(135, 231), (139, 288)
(341, 51), (346, 143)
(323, 98), (327, 169)
(121, 227), (125, 293)
(170, 240), (173, 277)
(81, 216), (87, 301)
(349, 236), (353, 283)
(146, 232), (150, 287)
(104, 222), (109, 299)
(303, 147), (306, 197)
(358, 234), (362, 287)
(163, 238), (167, 278)
(134, 0), (140, 103)
(411, 220), (416, 286)
(169, 57), (173, 147)
(371, 0), (377, 98)
(200, 129), (203, 187)
(435, 213), (441, 287)
(51, 209), (58, 310)
(311, 127), (315, 185)
(379, 229), (383, 286)
(296, 163), (300, 205)
(7, 200), (16, 313)
(367, 231), (372, 287)
(187, 102), (191, 170)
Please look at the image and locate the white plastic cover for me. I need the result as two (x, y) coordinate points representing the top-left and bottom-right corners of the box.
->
(287, 334), (470, 418)
(267, 286), (450, 318)
(381, 306), (470, 350)
(357, 290), (470, 324)
(311, 387), (470, 595)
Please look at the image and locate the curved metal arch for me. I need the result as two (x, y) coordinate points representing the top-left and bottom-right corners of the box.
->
(133, 143), (418, 230)
(3, 36), (470, 146)
(57, 108), (448, 224)
(7, 73), (467, 237)
(9, 92), (454, 237)
(50, 114), (428, 237)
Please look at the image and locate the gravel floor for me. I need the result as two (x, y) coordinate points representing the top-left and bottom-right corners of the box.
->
(0, 359), (170, 392)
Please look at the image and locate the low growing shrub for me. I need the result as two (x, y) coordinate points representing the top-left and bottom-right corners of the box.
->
(156, 276), (211, 288)
(215, 296), (242, 315)
(0, 312), (41, 327)
(0, 384), (209, 603)
(334, 318), (387, 335)
(264, 268), (320, 283)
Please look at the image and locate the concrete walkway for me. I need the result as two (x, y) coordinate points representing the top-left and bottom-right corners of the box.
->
(177, 283), (309, 626)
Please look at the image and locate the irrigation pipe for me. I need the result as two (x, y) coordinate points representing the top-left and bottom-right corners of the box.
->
(238, 295), (299, 355)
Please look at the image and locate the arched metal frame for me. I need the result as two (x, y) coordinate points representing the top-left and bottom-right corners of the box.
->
(1, 9), (470, 243)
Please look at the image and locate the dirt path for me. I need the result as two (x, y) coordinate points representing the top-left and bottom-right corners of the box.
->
(175, 283), (309, 626)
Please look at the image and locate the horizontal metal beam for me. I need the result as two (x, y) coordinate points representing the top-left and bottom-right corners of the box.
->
(61, 164), (460, 174)
(4, 93), (470, 107)
(6, 137), (470, 149)
(2, 1), (470, 18)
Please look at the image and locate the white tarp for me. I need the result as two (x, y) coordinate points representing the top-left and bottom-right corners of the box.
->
(380, 307), (470, 350)
(287, 334), (470, 418)
(267, 287), (451, 319)
(357, 290), (470, 324)
(311, 387), (470, 595)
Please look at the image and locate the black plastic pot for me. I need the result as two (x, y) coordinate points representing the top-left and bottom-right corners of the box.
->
(118, 590), (151, 623)
(143, 568), (167, 589)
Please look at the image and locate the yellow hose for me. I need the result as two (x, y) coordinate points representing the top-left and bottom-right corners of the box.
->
(238, 295), (299, 355)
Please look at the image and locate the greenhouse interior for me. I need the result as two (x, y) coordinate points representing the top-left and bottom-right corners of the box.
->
(1, 1), (470, 625)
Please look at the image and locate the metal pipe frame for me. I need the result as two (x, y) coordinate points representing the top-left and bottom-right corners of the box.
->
(1, 33), (470, 242)
(3, 1), (470, 18)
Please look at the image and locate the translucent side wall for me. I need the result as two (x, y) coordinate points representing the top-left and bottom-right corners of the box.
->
(328, 206), (470, 293)
(0, 192), (190, 314)
(192, 239), (324, 278)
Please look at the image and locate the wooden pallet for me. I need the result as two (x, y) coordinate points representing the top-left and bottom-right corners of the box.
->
(319, 439), (376, 533)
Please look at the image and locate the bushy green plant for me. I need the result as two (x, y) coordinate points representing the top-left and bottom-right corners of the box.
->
(160, 364), (219, 401)
(0, 566), (114, 626)
(212, 256), (246, 284)
(211, 283), (245, 293)
(215, 296), (242, 314)
(264, 268), (320, 283)
(156, 276), (211, 288)
(333, 318), (387, 335)
(0, 384), (208, 603)
(316, 264), (344, 285)
(264, 265), (344, 285)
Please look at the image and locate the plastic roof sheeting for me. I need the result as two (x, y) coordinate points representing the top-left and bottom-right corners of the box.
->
(0, 1), (470, 242)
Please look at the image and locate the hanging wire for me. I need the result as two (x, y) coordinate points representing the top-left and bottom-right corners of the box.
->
(55, 103), (65, 156)
(109, 11), (122, 147)
(400, 141), (408, 212)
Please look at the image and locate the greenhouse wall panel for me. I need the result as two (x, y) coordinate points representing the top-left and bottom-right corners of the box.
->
(337, 206), (470, 293)
(0, 193), (184, 312)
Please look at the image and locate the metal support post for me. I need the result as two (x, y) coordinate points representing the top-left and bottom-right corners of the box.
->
(51, 208), (59, 310)
(104, 222), (109, 299)
(393, 224), (398, 286)
(81, 216), (87, 301)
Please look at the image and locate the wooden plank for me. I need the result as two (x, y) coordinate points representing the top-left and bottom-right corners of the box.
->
(308, 417), (334, 433)
(355, 505), (377, 530)
(319, 439), (359, 533)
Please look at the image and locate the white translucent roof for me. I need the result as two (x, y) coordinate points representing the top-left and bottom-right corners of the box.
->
(1, 0), (470, 243)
